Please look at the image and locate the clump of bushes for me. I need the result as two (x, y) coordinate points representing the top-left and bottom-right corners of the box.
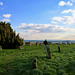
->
(0, 22), (23, 49)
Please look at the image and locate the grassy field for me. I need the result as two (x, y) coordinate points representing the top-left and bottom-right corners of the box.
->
(0, 44), (75, 75)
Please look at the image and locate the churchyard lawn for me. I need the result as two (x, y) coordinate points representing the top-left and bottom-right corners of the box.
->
(0, 44), (75, 75)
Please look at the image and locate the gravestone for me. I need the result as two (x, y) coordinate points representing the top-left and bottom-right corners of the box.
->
(58, 46), (60, 52)
(43, 40), (51, 59)
(0, 46), (2, 50)
(67, 41), (70, 46)
(45, 45), (51, 59)
(39, 43), (42, 46)
(36, 42), (39, 46)
(33, 58), (37, 69)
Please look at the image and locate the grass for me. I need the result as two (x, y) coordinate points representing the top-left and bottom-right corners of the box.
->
(0, 44), (75, 75)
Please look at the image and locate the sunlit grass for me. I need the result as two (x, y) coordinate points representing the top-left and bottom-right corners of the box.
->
(0, 44), (75, 75)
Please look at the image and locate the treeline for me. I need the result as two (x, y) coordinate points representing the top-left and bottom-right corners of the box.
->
(0, 22), (23, 49)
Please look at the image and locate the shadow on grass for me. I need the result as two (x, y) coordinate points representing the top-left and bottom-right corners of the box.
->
(0, 57), (34, 75)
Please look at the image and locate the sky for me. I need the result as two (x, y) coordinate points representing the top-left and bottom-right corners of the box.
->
(0, 0), (75, 40)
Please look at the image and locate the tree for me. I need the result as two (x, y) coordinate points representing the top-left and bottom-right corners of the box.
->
(0, 22), (23, 49)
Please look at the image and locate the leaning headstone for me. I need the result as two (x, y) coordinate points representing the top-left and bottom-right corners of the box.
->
(0, 46), (2, 50)
(33, 58), (37, 69)
(58, 46), (60, 52)
(45, 45), (51, 59)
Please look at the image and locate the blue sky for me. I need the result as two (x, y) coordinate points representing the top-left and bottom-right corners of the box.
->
(0, 0), (75, 40)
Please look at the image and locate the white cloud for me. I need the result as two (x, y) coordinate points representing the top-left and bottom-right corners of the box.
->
(58, 1), (73, 6)
(27, 29), (39, 33)
(66, 1), (73, 6)
(51, 21), (58, 24)
(28, 23), (34, 26)
(18, 23), (75, 33)
(1, 19), (10, 22)
(63, 16), (73, 24)
(19, 23), (27, 27)
(3, 14), (11, 18)
(61, 9), (72, 13)
(18, 30), (75, 40)
(62, 9), (75, 24)
(52, 9), (75, 25)
(0, 2), (3, 5)
(52, 17), (64, 22)
(17, 23), (75, 40)
(58, 1), (66, 6)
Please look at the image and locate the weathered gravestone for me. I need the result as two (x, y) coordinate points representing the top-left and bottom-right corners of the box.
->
(33, 58), (37, 69)
(0, 46), (2, 50)
(67, 41), (70, 46)
(45, 45), (51, 59)
(43, 40), (51, 59)
(58, 46), (60, 52)
(36, 42), (39, 46)
(39, 43), (42, 46)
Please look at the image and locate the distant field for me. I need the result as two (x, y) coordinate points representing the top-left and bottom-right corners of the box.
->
(0, 44), (75, 75)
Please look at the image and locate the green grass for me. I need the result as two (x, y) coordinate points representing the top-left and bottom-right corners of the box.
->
(0, 44), (75, 75)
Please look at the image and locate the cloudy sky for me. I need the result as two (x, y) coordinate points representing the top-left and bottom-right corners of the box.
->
(0, 0), (75, 40)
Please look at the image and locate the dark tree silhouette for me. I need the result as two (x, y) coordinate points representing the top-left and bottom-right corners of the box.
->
(0, 22), (23, 49)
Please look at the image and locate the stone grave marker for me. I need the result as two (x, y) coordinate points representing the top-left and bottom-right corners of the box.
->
(67, 41), (70, 46)
(39, 43), (42, 46)
(0, 46), (2, 50)
(36, 42), (39, 46)
(45, 45), (51, 59)
(33, 58), (37, 69)
(58, 46), (60, 52)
